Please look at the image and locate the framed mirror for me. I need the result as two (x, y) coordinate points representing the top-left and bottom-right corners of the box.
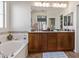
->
(67, 12), (73, 26)
(64, 16), (67, 26)
(60, 15), (63, 30)
(64, 12), (73, 26)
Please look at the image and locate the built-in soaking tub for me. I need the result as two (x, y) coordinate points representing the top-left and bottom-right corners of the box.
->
(0, 40), (28, 58)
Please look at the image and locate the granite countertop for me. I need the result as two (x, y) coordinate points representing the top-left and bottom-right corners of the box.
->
(29, 31), (74, 33)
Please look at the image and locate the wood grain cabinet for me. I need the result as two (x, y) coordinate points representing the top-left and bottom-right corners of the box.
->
(57, 32), (74, 51)
(28, 32), (74, 53)
(28, 33), (41, 52)
(47, 33), (57, 51)
(39, 33), (47, 52)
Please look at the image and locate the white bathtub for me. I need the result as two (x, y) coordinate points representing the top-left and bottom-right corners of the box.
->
(0, 40), (28, 58)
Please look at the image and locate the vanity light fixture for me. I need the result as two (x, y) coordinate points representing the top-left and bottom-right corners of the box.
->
(34, 2), (50, 7)
(42, 2), (50, 7)
(52, 3), (67, 8)
(34, 2), (42, 7)
(34, 2), (67, 8)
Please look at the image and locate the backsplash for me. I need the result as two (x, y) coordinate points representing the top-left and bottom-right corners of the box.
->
(12, 33), (28, 41)
(0, 33), (8, 43)
(0, 32), (28, 43)
(63, 26), (75, 31)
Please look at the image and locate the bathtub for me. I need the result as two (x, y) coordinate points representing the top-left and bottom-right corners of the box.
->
(0, 40), (28, 58)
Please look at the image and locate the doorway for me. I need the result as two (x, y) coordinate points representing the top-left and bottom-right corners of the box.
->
(49, 18), (55, 30)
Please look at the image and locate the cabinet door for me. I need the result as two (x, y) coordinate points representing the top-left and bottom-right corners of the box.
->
(67, 32), (74, 50)
(39, 33), (47, 52)
(57, 32), (74, 51)
(28, 33), (40, 53)
(57, 33), (68, 50)
(47, 33), (57, 51)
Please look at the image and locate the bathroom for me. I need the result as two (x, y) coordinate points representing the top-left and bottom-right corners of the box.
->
(0, 1), (79, 58)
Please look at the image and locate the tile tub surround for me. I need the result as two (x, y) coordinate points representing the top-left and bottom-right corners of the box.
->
(0, 31), (28, 43)
(0, 31), (28, 58)
(10, 31), (28, 44)
(0, 32), (9, 43)
(0, 40), (28, 58)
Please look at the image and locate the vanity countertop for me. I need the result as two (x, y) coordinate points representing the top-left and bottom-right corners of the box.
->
(29, 31), (74, 33)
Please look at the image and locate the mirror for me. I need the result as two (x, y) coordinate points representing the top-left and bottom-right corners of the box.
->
(31, 7), (69, 31)
(64, 12), (73, 26)
(60, 15), (63, 30)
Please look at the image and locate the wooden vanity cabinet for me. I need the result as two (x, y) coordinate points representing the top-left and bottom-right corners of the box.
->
(28, 32), (74, 53)
(28, 33), (48, 52)
(28, 33), (41, 52)
(39, 33), (48, 52)
(47, 33), (57, 51)
(57, 32), (74, 51)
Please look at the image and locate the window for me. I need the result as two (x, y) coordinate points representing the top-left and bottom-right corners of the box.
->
(37, 16), (47, 30)
(0, 1), (6, 28)
(64, 12), (73, 26)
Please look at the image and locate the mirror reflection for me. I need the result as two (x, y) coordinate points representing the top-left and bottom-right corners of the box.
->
(31, 2), (73, 31)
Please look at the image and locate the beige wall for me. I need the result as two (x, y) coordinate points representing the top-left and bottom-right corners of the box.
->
(9, 2), (31, 31)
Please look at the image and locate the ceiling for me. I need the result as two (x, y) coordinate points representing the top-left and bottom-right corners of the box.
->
(10, 1), (69, 12)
